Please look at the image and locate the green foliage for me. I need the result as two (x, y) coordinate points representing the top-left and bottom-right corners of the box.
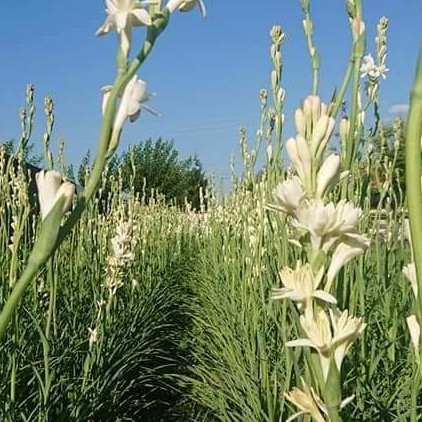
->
(120, 138), (207, 210)
(78, 139), (208, 210)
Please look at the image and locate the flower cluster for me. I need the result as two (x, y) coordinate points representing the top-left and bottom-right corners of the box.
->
(106, 219), (135, 295)
(97, 0), (206, 56)
(360, 17), (389, 102)
(270, 96), (369, 421)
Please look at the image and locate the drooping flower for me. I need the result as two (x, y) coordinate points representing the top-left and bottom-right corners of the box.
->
(284, 379), (327, 422)
(403, 263), (418, 298)
(326, 235), (370, 291)
(35, 170), (75, 221)
(270, 176), (305, 215)
(96, 0), (152, 56)
(103, 75), (158, 134)
(272, 264), (337, 316)
(166, 0), (206, 16)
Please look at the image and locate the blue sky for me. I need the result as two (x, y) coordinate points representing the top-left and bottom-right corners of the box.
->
(0, 1), (421, 180)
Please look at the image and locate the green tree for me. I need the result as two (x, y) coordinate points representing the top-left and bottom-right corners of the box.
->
(120, 138), (207, 210)
(77, 139), (208, 210)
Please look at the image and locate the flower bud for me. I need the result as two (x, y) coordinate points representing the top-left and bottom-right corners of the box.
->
(316, 154), (341, 198)
(295, 109), (306, 137)
(311, 115), (330, 156)
(36, 171), (75, 221)
(340, 117), (350, 141)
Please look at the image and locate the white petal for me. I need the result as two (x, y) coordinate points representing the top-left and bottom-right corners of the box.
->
(115, 12), (128, 31)
(286, 339), (315, 349)
(131, 8), (152, 26)
(313, 290), (337, 304)
(95, 18), (115, 36)
(106, 0), (119, 14)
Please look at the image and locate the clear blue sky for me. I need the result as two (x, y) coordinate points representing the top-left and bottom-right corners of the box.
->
(0, 1), (421, 180)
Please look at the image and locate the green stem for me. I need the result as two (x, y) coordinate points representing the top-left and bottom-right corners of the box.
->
(330, 47), (354, 119)
(410, 368), (420, 422)
(406, 44), (422, 317)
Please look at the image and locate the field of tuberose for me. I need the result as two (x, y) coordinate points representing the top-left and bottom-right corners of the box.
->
(1, 0), (422, 421)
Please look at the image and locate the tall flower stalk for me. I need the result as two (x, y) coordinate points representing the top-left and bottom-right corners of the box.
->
(404, 39), (422, 422)
(270, 95), (369, 422)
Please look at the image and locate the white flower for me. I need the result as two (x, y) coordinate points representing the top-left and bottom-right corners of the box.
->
(96, 0), (152, 55)
(35, 171), (75, 221)
(287, 309), (365, 380)
(270, 176), (305, 215)
(287, 310), (333, 380)
(406, 315), (420, 362)
(403, 263), (418, 298)
(284, 379), (327, 422)
(166, 0), (206, 16)
(293, 200), (363, 253)
(272, 264), (337, 316)
(103, 76), (158, 133)
(89, 327), (99, 349)
(330, 309), (366, 373)
(360, 54), (389, 79)
(326, 235), (370, 291)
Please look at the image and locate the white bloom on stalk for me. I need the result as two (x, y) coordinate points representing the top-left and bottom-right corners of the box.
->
(35, 170), (75, 221)
(110, 221), (134, 265)
(284, 379), (327, 422)
(102, 75), (158, 133)
(287, 309), (365, 380)
(406, 315), (420, 361)
(270, 176), (305, 215)
(96, 0), (152, 56)
(166, 0), (206, 16)
(330, 309), (366, 373)
(88, 327), (99, 349)
(403, 263), (418, 298)
(287, 310), (333, 380)
(360, 53), (389, 80)
(272, 264), (337, 316)
(293, 199), (364, 253)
